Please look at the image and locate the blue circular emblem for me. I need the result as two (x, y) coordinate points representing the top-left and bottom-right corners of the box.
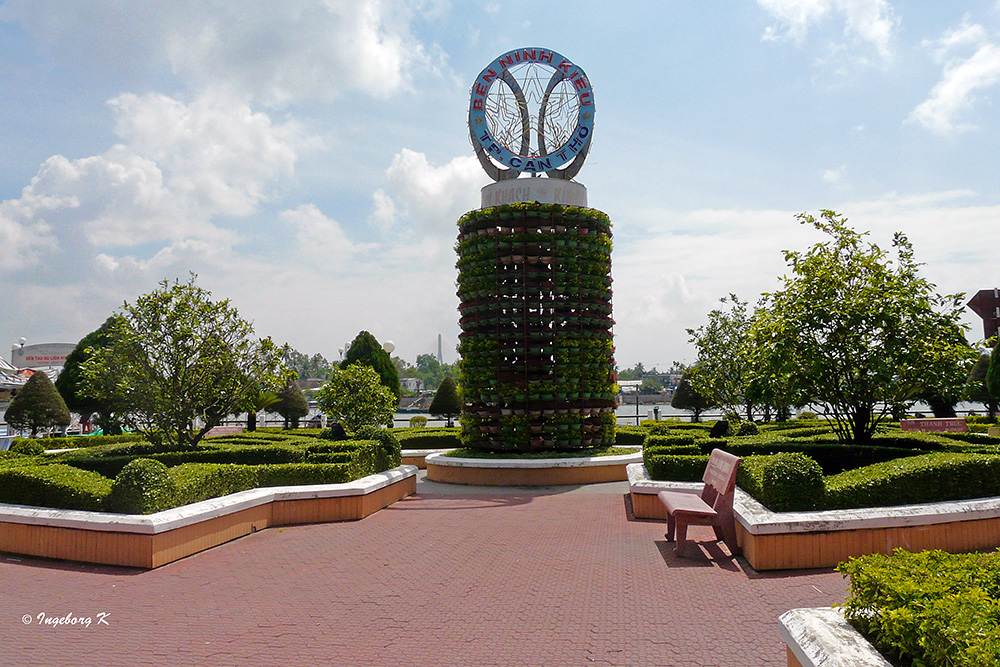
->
(469, 47), (595, 180)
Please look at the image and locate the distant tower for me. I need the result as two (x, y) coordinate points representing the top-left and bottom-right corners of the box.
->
(437, 334), (443, 364)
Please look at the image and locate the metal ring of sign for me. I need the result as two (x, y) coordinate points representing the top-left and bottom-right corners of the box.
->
(469, 47), (595, 181)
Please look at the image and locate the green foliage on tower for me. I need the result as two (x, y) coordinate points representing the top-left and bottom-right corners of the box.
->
(341, 331), (401, 404)
(5, 372), (71, 436)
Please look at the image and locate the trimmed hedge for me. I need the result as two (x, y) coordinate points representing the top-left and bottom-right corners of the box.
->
(354, 426), (402, 470)
(255, 463), (354, 487)
(169, 463), (258, 507)
(838, 549), (1000, 667)
(56, 443), (309, 478)
(614, 426), (645, 446)
(824, 452), (1000, 509)
(737, 453), (825, 512)
(0, 464), (111, 511)
(644, 433), (707, 449)
(643, 454), (709, 482)
(10, 440), (45, 456)
(16, 433), (145, 450)
(107, 459), (177, 514)
(395, 428), (462, 450)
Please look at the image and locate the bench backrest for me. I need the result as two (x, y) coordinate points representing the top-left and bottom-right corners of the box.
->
(700, 449), (742, 512)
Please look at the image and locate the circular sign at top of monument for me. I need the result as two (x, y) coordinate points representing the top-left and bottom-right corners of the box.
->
(469, 47), (594, 181)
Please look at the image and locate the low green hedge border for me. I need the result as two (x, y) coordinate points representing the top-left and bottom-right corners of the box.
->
(838, 549), (1000, 667)
(0, 429), (403, 514)
(395, 428), (462, 450)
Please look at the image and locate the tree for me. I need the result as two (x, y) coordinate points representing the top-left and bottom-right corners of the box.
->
(81, 276), (288, 449)
(242, 388), (279, 432)
(428, 376), (461, 427)
(315, 364), (395, 432)
(752, 211), (975, 445)
(274, 381), (309, 428)
(967, 351), (999, 418)
(687, 294), (758, 421)
(284, 348), (333, 381)
(341, 331), (401, 404)
(54, 317), (124, 433)
(671, 370), (713, 422)
(986, 344), (1000, 412)
(4, 372), (71, 436)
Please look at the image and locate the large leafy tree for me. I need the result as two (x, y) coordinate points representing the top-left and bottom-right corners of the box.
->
(670, 369), (713, 422)
(687, 295), (758, 421)
(81, 276), (288, 449)
(986, 344), (1000, 411)
(315, 364), (395, 432)
(5, 372), (71, 436)
(54, 316), (124, 433)
(428, 376), (461, 427)
(341, 331), (401, 403)
(284, 348), (333, 381)
(752, 211), (975, 444)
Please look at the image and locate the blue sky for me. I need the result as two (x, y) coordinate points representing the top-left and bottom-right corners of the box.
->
(1, 0), (999, 370)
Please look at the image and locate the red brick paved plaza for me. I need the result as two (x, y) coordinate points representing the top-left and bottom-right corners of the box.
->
(2, 474), (846, 666)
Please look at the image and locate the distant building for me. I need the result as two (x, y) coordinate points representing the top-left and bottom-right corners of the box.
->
(401, 377), (425, 393)
(619, 380), (643, 394)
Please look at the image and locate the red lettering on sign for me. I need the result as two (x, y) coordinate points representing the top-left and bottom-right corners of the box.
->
(520, 49), (536, 62)
(499, 54), (515, 68)
(473, 98), (484, 110)
(573, 77), (588, 91)
(482, 68), (497, 83)
(475, 83), (488, 96)
(579, 91), (592, 106)
(537, 50), (553, 64)
(558, 59), (572, 73)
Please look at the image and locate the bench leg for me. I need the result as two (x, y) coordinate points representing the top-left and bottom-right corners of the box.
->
(666, 513), (676, 542)
(673, 519), (689, 557)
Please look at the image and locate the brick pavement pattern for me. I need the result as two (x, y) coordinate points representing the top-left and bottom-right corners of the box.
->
(1, 484), (847, 667)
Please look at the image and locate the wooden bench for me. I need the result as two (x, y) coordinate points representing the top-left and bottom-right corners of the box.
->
(657, 449), (742, 558)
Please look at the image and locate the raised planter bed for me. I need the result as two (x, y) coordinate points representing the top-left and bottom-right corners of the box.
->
(628, 463), (1000, 570)
(779, 608), (891, 666)
(0, 465), (417, 569)
(427, 450), (641, 486)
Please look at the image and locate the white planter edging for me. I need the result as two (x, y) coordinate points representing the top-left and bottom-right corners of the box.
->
(779, 608), (891, 667)
(428, 449), (642, 470)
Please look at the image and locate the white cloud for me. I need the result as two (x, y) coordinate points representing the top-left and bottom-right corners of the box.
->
(822, 164), (848, 185)
(909, 19), (1000, 135)
(758, 0), (896, 61)
(110, 91), (318, 217)
(1, 0), (435, 106)
(281, 204), (371, 265)
(373, 149), (486, 234)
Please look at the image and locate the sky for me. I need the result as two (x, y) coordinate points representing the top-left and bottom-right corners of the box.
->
(1, 0), (999, 371)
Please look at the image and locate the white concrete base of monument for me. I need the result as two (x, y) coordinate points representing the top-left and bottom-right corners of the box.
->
(481, 178), (587, 208)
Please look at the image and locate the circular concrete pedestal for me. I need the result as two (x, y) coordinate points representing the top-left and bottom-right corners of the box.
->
(424, 449), (642, 486)
(481, 178), (587, 208)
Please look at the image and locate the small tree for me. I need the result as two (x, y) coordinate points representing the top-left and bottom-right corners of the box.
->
(54, 316), (124, 433)
(967, 352), (999, 418)
(687, 294), (757, 421)
(81, 276), (288, 449)
(274, 381), (309, 428)
(315, 364), (395, 432)
(242, 388), (280, 432)
(4, 372), (71, 436)
(341, 331), (401, 404)
(428, 376), (461, 427)
(671, 371), (713, 423)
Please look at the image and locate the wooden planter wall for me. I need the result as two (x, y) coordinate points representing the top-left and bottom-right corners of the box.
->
(456, 203), (617, 451)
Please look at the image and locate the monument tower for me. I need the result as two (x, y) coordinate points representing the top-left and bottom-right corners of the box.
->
(456, 47), (617, 451)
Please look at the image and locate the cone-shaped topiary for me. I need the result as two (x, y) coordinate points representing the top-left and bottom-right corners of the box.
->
(429, 376), (461, 427)
(4, 372), (71, 437)
(341, 331), (401, 404)
(671, 372), (713, 423)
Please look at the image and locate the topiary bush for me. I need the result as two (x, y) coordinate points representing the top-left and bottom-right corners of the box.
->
(737, 453), (825, 511)
(0, 463), (111, 511)
(10, 439), (45, 456)
(353, 425), (401, 470)
(614, 426), (646, 446)
(408, 415), (428, 428)
(838, 549), (1000, 667)
(395, 429), (461, 450)
(737, 421), (759, 436)
(107, 458), (178, 514)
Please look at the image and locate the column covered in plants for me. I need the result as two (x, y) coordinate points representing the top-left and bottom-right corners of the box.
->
(456, 201), (617, 451)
